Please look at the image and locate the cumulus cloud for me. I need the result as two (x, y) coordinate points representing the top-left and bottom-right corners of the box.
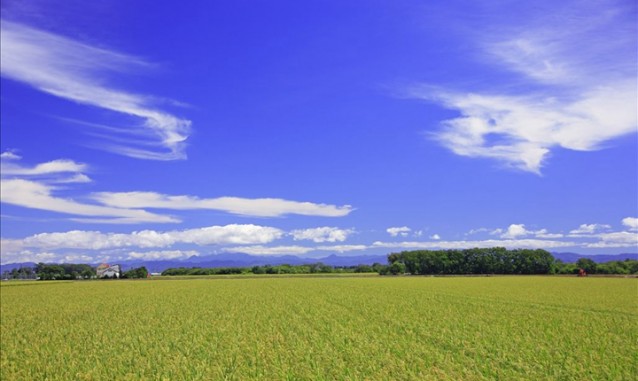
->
(372, 238), (576, 250)
(91, 191), (354, 218)
(496, 224), (563, 239)
(500, 224), (530, 239)
(17, 224), (283, 250)
(0, 20), (191, 160)
(569, 224), (611, 235)
(315, 244), (368, 253)
(622, 217), (638, 231)
(0, 250), (58, 265)
(430, 234), (441, 240)
(387, 226), (411, 237)
(586, 231), (638, 248)
(126, 250), (199, 261)
(534, 229), (564, 239)
(289, 227), (354, 243)
(412, 1), (637, 173)
(222, 245), (313, 256)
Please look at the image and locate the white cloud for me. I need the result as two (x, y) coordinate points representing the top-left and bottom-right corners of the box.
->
(222, 245), (313, 256)
(0, 151), (21, 160)
(289, 227), (354, 243)
(0, 250), (58, 265)
(430, 234), (441, 240)
(586, 231), (638, 248)
(0, 179), (178, 224)
(1, 155), (92, 184)
(1, 155), (353, 221)
(569, 224), (611, 235)
(372, 238), (576, 250)
(0, 20), (191, 160)
(622, 217), (638, 231)
(534, 229), (564, 239)
(0, 239), (25, 256)
(387, 226), (411, 237)
(413, 2), (637, 173)
(61, 254), (95, 263)
(420, 83), (636, 173)
(19, 224), (283, 250)
(315, 244), (368, 253)
(1, 158), (87, 176)
(500, 224), (530, 239)
(467, 228), (490, 235)
(496, 224), (563, 239)
(91, 191), (353, 218)
(126, 250), (199, 261)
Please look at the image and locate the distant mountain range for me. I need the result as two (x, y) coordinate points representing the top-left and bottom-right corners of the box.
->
(2, 252), (636, 274)
(551, 252), (637, 264)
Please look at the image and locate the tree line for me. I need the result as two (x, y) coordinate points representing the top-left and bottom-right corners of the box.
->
(162, 263), (383, 276)
(386, 248), (556, 275)
(386, 248), (638, 275)
(2, 251), (636, 280)
(0, 263), (149, 280)
(555, 257), (638, 275)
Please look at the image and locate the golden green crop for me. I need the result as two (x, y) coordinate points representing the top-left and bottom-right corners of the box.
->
(1, 276), (636, 380)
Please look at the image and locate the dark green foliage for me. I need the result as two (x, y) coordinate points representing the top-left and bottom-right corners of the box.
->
(122, 266), (149, 279)
(161, 263), (382, 276)
(553, 260), (579, 274)
(388, 262), (406, 275)
(386, 248), (556, 275)
(35, 263), (95, 280)
(595, 259), (638, 275)
(575, 258), (597, 274)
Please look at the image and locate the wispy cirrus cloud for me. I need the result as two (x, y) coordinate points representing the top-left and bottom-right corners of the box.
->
(0, 20), (191, 160)
(0, 153), (177, 223)
(91, 191), (354, 218)
(1, 155), (354, 222)
(1, 179), (179, 224)
(413, 0), (637, 173)
(1, 152), (91, 183)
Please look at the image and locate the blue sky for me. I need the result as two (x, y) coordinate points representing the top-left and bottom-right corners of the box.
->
(1, 0), (637, 264)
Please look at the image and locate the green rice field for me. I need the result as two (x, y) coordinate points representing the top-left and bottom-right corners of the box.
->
(1, 276), (636, 380)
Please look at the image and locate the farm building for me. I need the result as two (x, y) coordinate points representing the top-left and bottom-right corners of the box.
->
(96, 264), (121, 278)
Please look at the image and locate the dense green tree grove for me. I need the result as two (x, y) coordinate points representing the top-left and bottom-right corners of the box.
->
(386, 248), (556, 275)
(122, 266), (149, 279)
(35, 263), (95, 280)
